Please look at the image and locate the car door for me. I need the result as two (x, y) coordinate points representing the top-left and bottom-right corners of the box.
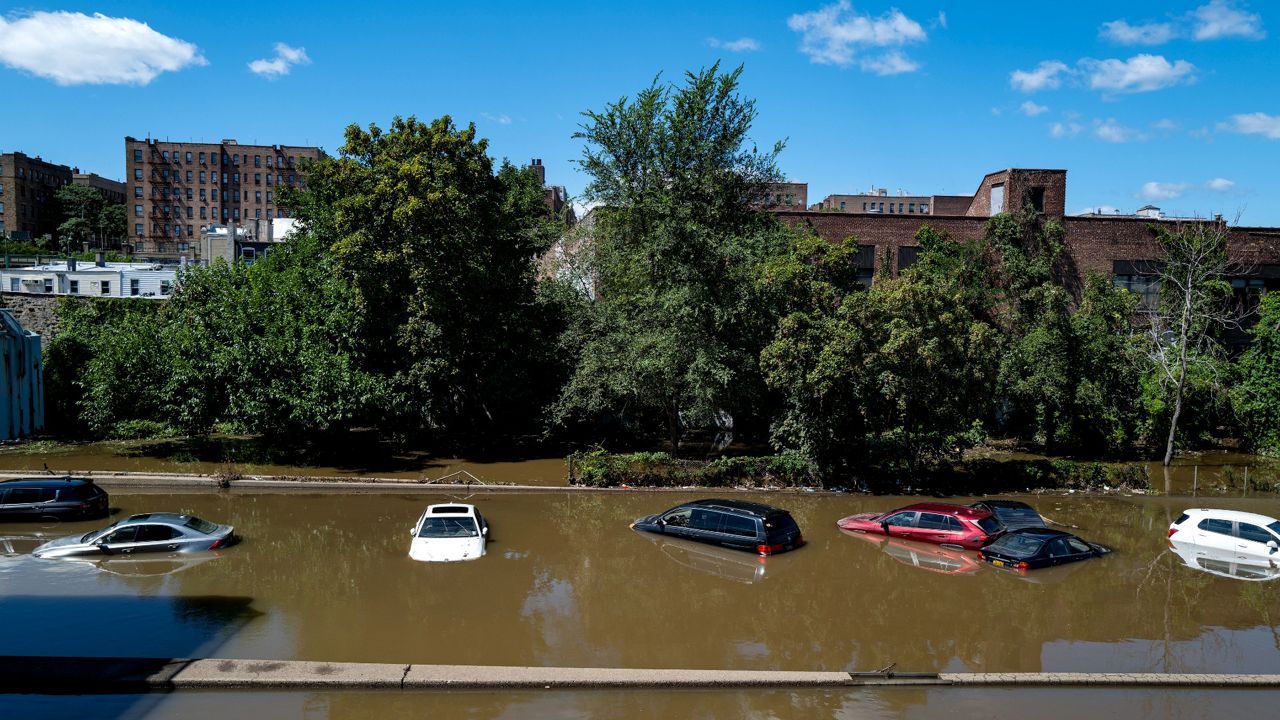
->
(1045, 538), (1085, 567)
(716, 513), (761, 551)
(917, 513), (967, 546)
(1234, 522), (1278, 560)
(687, 509), (726, 545)
(96, 526), (142, 555)
(1192, 517), (1236, 552)
(880, 512), (918, 539)
(659, 507), (696, 539)
(132, 524), (186, 553)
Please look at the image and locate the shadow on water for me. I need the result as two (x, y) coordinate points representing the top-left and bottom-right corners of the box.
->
(0, 594), (260, 720)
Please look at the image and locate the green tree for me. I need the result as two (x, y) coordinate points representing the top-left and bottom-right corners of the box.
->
(553, 63), (787, 451)
(98, 204), (128, 247)
(55, 184), (105, 248)
(1234, 292), (1280, 455)
(289, 115), (562, 440)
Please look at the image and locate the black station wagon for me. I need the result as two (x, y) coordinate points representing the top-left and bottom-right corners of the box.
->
(0, 478), (109, 522)
(631, 499), (805, 555)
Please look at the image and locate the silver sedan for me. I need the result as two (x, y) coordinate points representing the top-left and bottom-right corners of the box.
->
(33, 513), (237, 559)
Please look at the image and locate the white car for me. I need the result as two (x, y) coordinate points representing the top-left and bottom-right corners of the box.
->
(1168, 509), (1280, 562)
(409, 504), (488, 563)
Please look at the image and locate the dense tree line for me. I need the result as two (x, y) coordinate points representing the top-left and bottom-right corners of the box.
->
(43, 65), (1280, 482)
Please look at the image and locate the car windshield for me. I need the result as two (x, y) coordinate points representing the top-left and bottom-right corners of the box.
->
(977, 517), (1003, 534)
(82, 519), (122, 543)
(988, 534), (1046, 559)
(183, 517), (219, 534)
(1269, 521), (1280, 538)
(417, 517), (479, 539)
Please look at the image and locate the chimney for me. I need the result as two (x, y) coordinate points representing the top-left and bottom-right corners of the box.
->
(68, 257), (77, 272)
(530, 158), (546, 186)
(94, 251), (105, 268)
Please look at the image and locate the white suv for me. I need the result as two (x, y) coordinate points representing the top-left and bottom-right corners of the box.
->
(1168, 509), (1280, 561)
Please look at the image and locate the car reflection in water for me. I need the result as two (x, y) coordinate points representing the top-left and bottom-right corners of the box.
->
(632, 530), (791, 584)
(59, 551), (224, 578)
(1168, 540), (1280, 582)
(839, 528), (982, 575)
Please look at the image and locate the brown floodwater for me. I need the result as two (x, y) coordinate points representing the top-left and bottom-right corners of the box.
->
(0, 437), (569, 485)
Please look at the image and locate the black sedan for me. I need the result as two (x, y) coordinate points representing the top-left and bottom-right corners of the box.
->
(978, 528), (1108, 571)
(969, 500), (1046, 531)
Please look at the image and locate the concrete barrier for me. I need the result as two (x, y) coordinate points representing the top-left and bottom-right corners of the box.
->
(3, 657), (1280, 692)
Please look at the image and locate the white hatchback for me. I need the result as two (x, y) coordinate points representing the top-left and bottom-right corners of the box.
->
(1168, 508), (1280, 562)
(409, 503), (488, 563)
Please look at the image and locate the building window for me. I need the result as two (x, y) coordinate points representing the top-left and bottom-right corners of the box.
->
(177, 242), (189, 251)
(266, 191), (272, 203)
(266, 209), (273, 219)
(134, 149), (142, 161)
(130, 278), (140, 296)
(134, 204), (143, 217)
(232, 155), (239, 165)
(135, 223), (143, 235)
(266, 156), (273, 167)
(233, 208), (240, 220)
(69, 280), (79, 294)
(162, 151), (169, 160)
(8, 278), (17, 292)
(254, 155), (261, 167)
(288, 175), (295, 184)
(255, 173), (261, 185)
(187, 225), (193, 236)
(255, 209), (262, 219)
(186, 207), (193, 218)
(909, 202), (915, 213)
(200, 207), (206, 219)
(185, 152), (192, 163)
(1114, 274), (1158, 311)
(255, 191), (262, 202)
(990, 183), (1005, 214)
(266, 174), (273, 186)
(134, 169), (143, 180)
(1030, 186), (1046, 213)
(44, 278), (53, 293)
(222, 173), (227, 183)
(100, 281), (110, 295)
(134, 186), (143, 198)
(160, 281), (171, 295)
(199, 152), (206, 164)
(921, 203), (929, 213)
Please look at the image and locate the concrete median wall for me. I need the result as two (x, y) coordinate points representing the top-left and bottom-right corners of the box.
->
(3, 657), (1279, 692)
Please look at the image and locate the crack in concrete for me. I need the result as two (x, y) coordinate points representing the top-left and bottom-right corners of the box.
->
(400, 664), (412, 689)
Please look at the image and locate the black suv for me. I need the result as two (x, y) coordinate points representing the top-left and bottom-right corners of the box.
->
(632, 499), (805, 555)
(0, 478), (110, 521)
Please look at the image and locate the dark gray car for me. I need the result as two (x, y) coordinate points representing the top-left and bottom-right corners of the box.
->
(631, 499), (805, 555)
(0, 478), (109, 521)
(32, 513), (236, 559)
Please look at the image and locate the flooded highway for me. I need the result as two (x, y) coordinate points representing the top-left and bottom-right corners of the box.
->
(3, 488), (1279, 718)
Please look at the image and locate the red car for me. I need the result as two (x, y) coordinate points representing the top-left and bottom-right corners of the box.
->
(836, 503), (1004, 550)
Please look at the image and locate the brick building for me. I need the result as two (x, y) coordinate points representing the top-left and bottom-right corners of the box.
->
(125, 136), (323, 259)
(72, 171), (127, 206)
(0, 152), (74, 241)
(774, 168), (1280, 313)
(809, 188), (973, 216)
(756, 182), (809, 210)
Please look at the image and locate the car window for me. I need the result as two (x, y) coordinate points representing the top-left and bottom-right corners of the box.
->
(661, 508), (693, 527)
(183, 516), (219, 534)
(102, 527), (140, 544)
(1269, 521), (1280, 538)
(7, 488), (56, 503)
(976, 517), (1002, 534)
(917, 513), (948, 530)
(988, 534), (1045, 559)
(883, 512), (916, 528)
(720, 514), (758, 537)
(1237, 523), (1274, 544)
(1199, 518), (1234, 536)
(1174, 513), (1190, 526)
(417, 517), (478, 538)
(689, 509), (722, 532)
(1066, 538), (1092, 553)
(944, 516), (965, 532)
(1047, 538), (1073, 557)
(135, 525), (181, 542)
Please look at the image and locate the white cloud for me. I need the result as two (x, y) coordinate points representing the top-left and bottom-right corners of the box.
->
(481, 112), (513, 125)
(860, 50), (919, 75)
(0, 11), (204, 86)
(990, 107), (1002, 116)
(1010, 60), (1069, 93)
(1152, 118), (1178, 131)
(1141, 181), (1189, 200)
(787, 1), (926, 72)
(708, 37), (761, 52)
(1192, 0), (1265, 40)
(248, 42), (310, 78)
(1094, 118), (1146, 143)
(1099, 20), (1176, 45)
(1020, 100), (1049, 116)
(1049, 122), (1082, 139)
(1217, 112), (1280, 139)
(1082, 54), (1195, 94)
(935, 11), (947, 30)
(1206, 178), (1235, 191)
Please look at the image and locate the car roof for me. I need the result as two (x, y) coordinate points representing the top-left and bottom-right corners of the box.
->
(425, 503), (478, 515)
(689, 498), (788, 517)
(0, 477), (95, 488)
(1180, 508), (1279, 525)
(122, 512), (197, 525)
(1004, 527), (1073, 539)
(896, 502), (992, 518)
(973, 500), (1036, 511)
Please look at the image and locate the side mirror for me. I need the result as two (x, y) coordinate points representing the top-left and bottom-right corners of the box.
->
(482, 526), (488, 536)
(881, 521), (890, 533)
(409, 528), (417, 537)
(1269, 540), (1278, 553)
(656, 518), (666, 526)
(96, 543), (109, 552)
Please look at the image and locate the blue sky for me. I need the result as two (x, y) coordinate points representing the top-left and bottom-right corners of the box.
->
(1, 1), (1277, 223)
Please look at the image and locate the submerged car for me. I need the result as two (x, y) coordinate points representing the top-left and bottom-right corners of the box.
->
(409, 503), (488, 562)
(837, 503), (1003, 550)
(969, 499), (1045, 531)
(631, 499), (804, 556)
(978, 528), (1108, 571)
(0, 478), (109, 522)
(32, 513), (236, 558)
(1167, 509), (1280, 562)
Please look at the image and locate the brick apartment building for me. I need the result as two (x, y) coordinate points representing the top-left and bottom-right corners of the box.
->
(0, 152), (74, 241)
(810, 187), (972, 216)
(774, 168), (1280, 317)
(125, 136), (323, 259)
(72, 171), (126, 206)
